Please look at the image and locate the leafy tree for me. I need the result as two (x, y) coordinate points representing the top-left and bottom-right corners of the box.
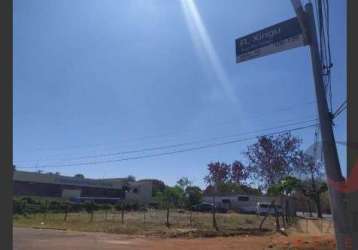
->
(245, 133), (302, 188)
(203, 161), (251, 195)
(267, 176), (302, 196)
(231, 161), (249, 184)
(151, 180), (166, 197)
(84, 201), (98, 222)
(184, 186), (203, 208)
(204, 162), (231, 230)
(177, 177), (192, 191)
(101, 204), (112, 221)
(184, 186), (203, 226)
(155, 186), (182, 227)
(296, 155), (326, 218)
(117, 183), (131, 224)
(267, 176), (302, 227)
(204, 162), (231, 189)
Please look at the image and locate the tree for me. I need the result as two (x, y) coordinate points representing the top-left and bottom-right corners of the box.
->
(177, 177), (192, 191)
(245, 133), (302, 189)
(267, 176), (302, 227)
(74, 174), (85, 179)
(204, 162), (231, 189)
(118, 183), (131, 224)
(204, 162), (231, 230)
(184, 186), (203, 226)
(101, 204), (112, 221)
(155, 186), (182, 227)
(296, 154), (326, 218)
(176, 177), (193, 209)
(84, 201), (98, 222)
(151, 180), (166, 197)
(185, 186), (203, 208)
(268, 176), (302, 196)
(231, 161), (249, 184)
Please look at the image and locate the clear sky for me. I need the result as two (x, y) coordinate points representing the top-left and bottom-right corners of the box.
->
(13, 0), (347, 188)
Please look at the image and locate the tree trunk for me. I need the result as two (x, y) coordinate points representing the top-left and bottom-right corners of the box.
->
(274, 206), (280, 231)
(212, 195), (218, 231)
(43, 201), (48, 221)
(281, 211), (286, 228)
(90, 212), (94, 222)
(285, 199), (289, 223)
(315, 193), (323, 218)
(166, 205), (170, 228)
(64, 210), (68, 222)
(259, 200), (275, 230)
(307, 199), (313, 217)
(280, 196), (285, 228)
(121, 205), (124, 224)
(64, 205), (69, 222)
(189, 209), (193, 227)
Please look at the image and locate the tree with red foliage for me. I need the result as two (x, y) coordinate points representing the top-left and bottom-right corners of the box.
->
(231, 160), (249, 184)
(204, 161), (230, 230)
(244, 133), (302, 189)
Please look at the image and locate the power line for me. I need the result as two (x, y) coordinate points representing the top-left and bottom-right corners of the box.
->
(333, 100), (347, 119)
(15, 118), (318, 164)
(19, 123), (318, 169)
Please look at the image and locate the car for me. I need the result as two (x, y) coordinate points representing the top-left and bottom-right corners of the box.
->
(256, 202), (283, 216)
(192, 203), (228, 213)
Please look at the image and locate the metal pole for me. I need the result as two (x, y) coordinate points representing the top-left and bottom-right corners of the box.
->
(304, 3), (352, 250)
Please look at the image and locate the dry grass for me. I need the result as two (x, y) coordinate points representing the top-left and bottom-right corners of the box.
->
(13, 209), (279, 238)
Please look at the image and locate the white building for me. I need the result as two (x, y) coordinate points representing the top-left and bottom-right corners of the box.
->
(203, 193), (296, 215)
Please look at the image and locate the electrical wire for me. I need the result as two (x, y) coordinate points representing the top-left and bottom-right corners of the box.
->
(333, 100), (347, 119)
(18, 123), (318, 169)
(14, 118), (318, 164)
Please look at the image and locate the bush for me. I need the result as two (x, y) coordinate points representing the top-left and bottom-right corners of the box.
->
(13, 197), (115, 215)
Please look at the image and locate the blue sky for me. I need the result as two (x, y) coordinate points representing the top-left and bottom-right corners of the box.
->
(13, 0), (346, 188)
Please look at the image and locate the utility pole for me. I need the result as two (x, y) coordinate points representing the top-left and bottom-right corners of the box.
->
(291, 1), (352, 249)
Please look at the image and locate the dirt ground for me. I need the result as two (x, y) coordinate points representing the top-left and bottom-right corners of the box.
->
(13, 225), (336, 250)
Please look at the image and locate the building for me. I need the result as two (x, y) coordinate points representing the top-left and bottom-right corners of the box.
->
(13, 170), (163, 205)
(203, 193), (297, 215)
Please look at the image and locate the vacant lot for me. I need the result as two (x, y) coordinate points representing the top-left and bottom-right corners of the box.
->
(14, 210), (335, 249)
(13, 227), (336, 250)
(14, 209), (280, 237)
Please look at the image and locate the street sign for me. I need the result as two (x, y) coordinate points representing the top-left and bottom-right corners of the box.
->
(236, 17), (307, 63)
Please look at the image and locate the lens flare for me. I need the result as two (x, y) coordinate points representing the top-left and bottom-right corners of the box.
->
(180, 0), (238, 103)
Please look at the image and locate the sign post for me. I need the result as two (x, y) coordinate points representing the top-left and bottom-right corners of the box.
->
(236, 17), (306, 63)
(304, 4), (352, 250)
(236, 2), (353, 249)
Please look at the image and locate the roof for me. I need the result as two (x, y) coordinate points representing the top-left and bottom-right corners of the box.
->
(13, 170), (126, 189)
